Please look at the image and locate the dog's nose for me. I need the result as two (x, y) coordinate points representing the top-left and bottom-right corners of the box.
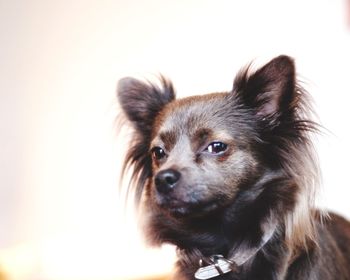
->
(154, 169), (181, 194)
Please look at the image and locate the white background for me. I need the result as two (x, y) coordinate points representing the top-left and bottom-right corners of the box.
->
(0, 0), (349, 279)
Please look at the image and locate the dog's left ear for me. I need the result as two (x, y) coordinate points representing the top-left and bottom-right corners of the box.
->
(233, 55), (296, 120)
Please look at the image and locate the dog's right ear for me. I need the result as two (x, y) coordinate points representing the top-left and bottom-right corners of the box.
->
(117, 77), (175, 134)
(117, 77), (175, 204)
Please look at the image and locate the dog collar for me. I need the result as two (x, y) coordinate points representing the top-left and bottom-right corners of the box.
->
(194, 222), (277, 280)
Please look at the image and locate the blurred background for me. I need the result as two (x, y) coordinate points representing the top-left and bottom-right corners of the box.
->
(0, 0), (349, 279)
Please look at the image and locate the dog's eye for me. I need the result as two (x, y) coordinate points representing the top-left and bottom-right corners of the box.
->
(205, 142), (228, 154)
(151, 146), (166, 160)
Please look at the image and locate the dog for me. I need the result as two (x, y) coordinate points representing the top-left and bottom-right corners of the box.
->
(117, 55), (350, 280)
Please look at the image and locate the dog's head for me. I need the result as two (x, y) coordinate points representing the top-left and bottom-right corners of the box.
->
(118, 55), (319, 248)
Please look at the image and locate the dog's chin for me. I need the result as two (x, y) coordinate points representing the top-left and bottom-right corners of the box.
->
(158, 199), (221, 218)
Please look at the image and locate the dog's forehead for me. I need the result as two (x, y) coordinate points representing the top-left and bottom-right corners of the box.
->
(154, 93), (234, 141)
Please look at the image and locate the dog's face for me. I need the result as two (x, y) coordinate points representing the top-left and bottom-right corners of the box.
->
(118, 55), (298, 222)
(149, 94), (259, 217)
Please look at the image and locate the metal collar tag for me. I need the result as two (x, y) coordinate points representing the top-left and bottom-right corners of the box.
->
(194, 255), (235, 280)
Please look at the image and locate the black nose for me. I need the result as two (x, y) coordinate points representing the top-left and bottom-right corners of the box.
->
(154, 169), (181, 194)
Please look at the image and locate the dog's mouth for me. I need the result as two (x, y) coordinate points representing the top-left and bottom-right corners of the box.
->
(152, 182), (230, 218)
(158, 198), (221, 218)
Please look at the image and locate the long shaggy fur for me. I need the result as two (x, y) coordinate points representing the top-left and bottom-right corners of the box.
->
(233, 64), (321, 249)
(118, 76), (175, 203)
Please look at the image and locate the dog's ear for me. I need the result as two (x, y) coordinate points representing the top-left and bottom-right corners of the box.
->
(117, 77), (175, 204)
(117, 76), (175, 133)
(233, 55), (296, 120)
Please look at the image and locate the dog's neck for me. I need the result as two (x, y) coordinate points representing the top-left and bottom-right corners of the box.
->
(176, 234), (294, 280)
(176, 216), (280, 279)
